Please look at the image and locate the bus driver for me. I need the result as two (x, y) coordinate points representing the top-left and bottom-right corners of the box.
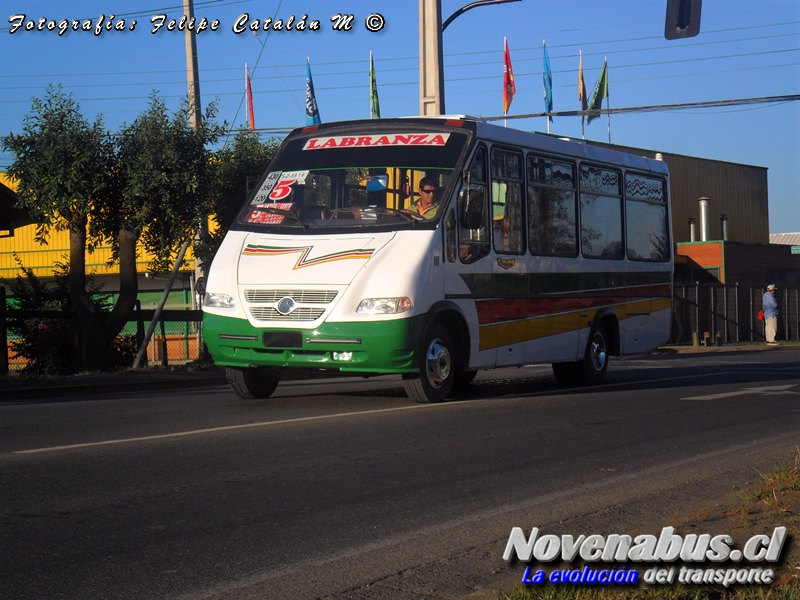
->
(409, 177), (441, 219)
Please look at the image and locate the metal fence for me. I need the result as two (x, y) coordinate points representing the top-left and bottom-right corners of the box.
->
(1, 299), (202, 375)
(670, 283), (800, 345)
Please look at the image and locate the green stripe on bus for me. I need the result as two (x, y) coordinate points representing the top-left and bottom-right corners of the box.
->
(203, 312), (424, 373)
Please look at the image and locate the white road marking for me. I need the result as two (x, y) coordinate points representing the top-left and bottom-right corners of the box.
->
(12, 372), (795, 454)
(682, 384), (798, 401)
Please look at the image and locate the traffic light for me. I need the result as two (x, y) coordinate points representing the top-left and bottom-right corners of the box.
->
(665, 0), (702, 40)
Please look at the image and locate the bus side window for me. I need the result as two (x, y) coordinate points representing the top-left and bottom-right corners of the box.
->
(458, 146), (490, 264)
(579, 165), (623, 260)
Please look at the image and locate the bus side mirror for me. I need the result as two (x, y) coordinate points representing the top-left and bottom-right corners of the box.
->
(665, 0), (702, 40)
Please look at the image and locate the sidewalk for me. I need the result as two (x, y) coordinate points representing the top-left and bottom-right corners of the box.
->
(0, 366), (227, 402)
(1, 342), (796, 402)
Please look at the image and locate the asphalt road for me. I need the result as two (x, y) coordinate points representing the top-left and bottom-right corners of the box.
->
(2, 349), (799, 599)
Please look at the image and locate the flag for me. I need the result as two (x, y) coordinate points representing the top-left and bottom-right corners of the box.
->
(587, 58), (608, 125)
(503, 37), (516, 114)
(305, 58), (321, 125)
(369, 51), (380, 119)
(543, 41), (553, 122)
(245, 63), (255, 131)
(578, 51), (588, 112)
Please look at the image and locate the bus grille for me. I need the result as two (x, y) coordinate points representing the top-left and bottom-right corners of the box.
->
(244, 290), (337, 303)
(250, 307), (326, 321)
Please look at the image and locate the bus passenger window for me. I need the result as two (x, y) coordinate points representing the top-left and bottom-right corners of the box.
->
(625, 173), (669, 261)
(527, 156), (577, 257)
(579, 165), (623, 260)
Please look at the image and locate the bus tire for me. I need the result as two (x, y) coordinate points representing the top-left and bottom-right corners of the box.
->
(403, 323), (455, 403)
(226, 366), (280, 399)
(552, 362), (580, 386)
(451, 369), (478, 395)
(580, 324), (609, 385)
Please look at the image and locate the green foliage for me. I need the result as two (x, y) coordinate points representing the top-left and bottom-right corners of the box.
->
(2, 87), (226, 371)
(1, 84), (115, 249)
(196, 128), (280, 267)
(114, 94), (225, 273)
(3, 256), (134, 376)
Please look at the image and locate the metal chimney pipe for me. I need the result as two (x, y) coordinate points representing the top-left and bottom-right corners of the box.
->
(698, 197), (710, 241)
(689, 218), (696, 242)
(720, 213), (728, 241)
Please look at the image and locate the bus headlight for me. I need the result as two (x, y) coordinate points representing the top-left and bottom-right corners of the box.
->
(356, 297), (414, 314)
(204, 293), (235, 308)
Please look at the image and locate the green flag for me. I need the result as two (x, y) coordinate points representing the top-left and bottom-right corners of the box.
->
(586, 58), (608, 125)
(370, 51), (380, 119)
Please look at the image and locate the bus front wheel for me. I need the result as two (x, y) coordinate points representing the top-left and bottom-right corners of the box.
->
(403, 323), (455, 403)
(226, 366), (280, 399)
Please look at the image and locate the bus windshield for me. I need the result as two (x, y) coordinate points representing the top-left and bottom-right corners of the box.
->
(235, 127), (471, 232)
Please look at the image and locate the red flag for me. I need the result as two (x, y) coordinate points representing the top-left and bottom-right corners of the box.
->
(503, 37), (516, 115)
(246, 63), (255, 131)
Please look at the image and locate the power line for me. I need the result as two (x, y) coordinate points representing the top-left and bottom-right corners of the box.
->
(1, 18), (797, 81)
(1, 46), (797, 105)
(488, 94), (800, 122)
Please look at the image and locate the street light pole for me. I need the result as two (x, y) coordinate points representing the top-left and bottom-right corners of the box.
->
(418, 0), (521, 116)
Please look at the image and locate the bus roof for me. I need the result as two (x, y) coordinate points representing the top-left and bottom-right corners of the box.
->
(288, 117), (669, 177)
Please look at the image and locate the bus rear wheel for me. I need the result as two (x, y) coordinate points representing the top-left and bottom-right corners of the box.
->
(403, 323), (455, 403)
(552, 361), (581, 386)
(226, 366), (280, 399)
(580, 324), (609, 385)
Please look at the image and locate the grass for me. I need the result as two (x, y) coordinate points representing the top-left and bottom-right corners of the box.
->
(500, 585), (800, 600)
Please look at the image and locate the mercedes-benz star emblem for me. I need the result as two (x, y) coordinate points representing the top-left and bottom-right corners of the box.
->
(276, 297), (296, 315)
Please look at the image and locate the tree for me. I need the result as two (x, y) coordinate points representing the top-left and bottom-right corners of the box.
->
(197, 129), (279, 267)
(3, 86), (224, 372)
(3, 85), (116, 371)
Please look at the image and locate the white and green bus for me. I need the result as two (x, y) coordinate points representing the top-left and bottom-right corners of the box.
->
(203, 117), (672, 402)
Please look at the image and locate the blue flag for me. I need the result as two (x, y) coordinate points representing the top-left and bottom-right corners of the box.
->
(543, 42), (553, 123)
(305, 58), (321, 125)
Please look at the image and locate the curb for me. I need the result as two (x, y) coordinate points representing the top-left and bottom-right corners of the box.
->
(0, 373), (228, 402)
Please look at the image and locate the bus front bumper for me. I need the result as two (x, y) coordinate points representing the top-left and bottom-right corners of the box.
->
(203, 313), (423, 374)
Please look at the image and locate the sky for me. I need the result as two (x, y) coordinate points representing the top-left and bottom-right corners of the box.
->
(1, 0), (799, 233)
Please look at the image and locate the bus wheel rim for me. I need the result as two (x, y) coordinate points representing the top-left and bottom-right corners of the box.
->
(590, 333), (607, 371)
(425, 339), (451, 388)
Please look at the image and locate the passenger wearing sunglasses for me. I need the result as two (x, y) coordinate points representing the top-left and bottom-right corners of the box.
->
(409, 177), (441, 219)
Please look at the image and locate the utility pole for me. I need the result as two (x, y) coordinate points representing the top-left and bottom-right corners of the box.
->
(183, 0), (206, 361)
(183, 0), (205, 283)
(418, 0), (520, 116)
(419, 0), (445, 115)
(184, 0), (202, 129)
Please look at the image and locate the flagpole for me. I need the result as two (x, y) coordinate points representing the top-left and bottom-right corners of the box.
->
(579, 51), (585, 140)
(544, 40), (550, 135)
(605, 57), (611, 143)
(369, 51), (373, 119)
(245, 63), (249, 130)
